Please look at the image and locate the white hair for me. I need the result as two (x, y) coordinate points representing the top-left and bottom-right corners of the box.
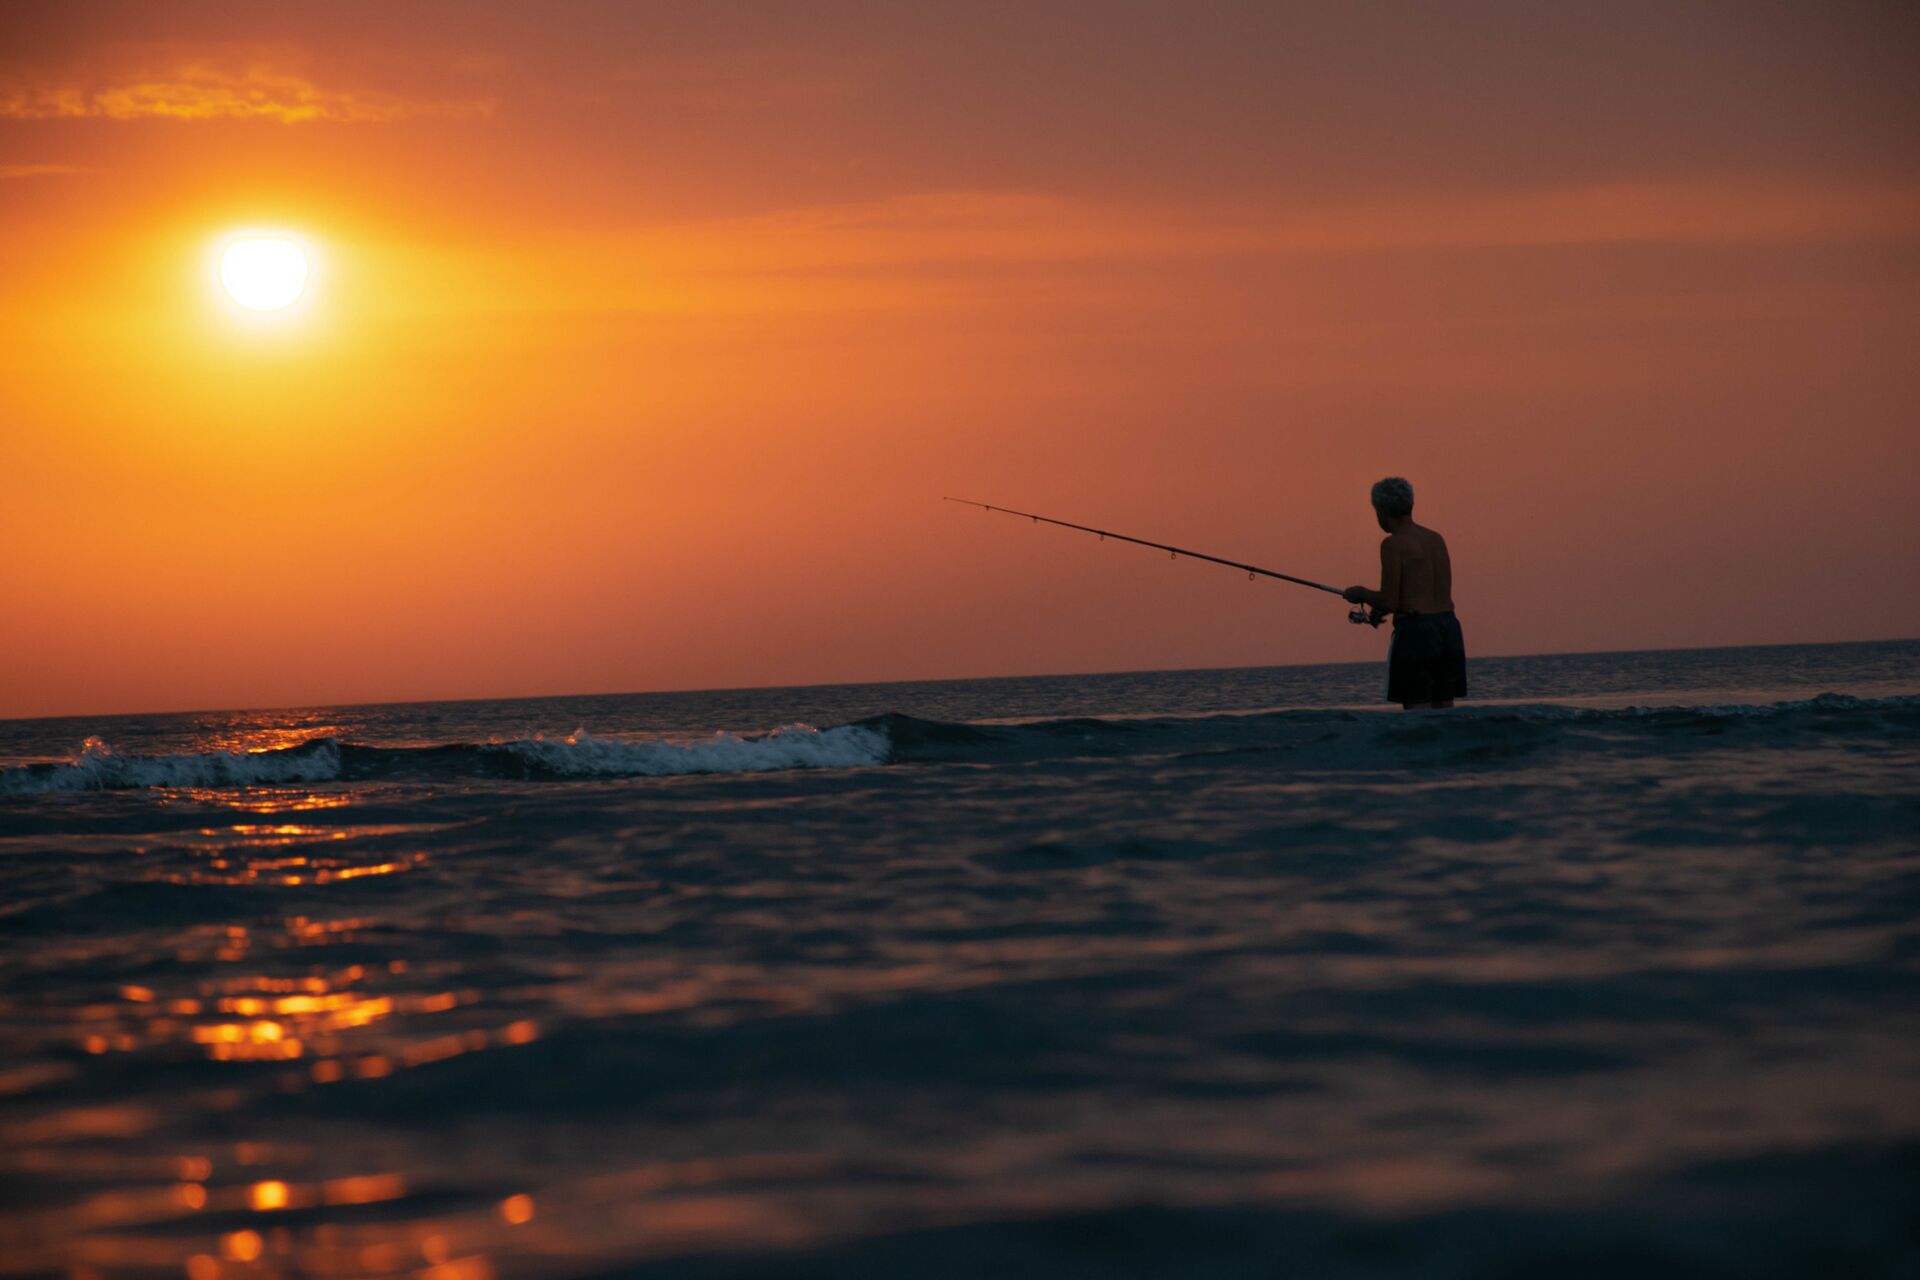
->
(1370, 476), (1414, 517)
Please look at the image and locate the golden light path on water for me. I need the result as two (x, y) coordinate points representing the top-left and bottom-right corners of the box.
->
(0, 784), (549, 1278)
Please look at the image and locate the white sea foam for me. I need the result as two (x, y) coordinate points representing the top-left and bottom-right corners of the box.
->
(0, 724), (892, 795)
(1, 736), (344, 795)
(500, 724), (889, 777)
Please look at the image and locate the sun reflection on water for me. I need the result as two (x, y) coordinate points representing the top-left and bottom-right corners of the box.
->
(197, 723), (347, 756)
(6, 879), (552, 1280)
(169, 786), (355, 815)
(0, 736), (579, 1280)
(146, 820), (437, 888)
(69, 949), (545, 1075)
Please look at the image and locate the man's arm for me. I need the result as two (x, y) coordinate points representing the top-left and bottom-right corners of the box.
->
(1344, 538), (1403, 614)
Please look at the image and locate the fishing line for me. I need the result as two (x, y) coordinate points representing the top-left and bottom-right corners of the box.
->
(944, 498), (1378, 625)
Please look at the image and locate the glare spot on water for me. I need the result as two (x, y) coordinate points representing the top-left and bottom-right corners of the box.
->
(221, 1228), (263, 1260)
(324, 1172), (407, 1205)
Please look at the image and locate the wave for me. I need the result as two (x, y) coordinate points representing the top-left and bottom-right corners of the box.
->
(4, 693), (1913, 796)
(860, 692), (1920, 765)
(1, 725), (890, 796)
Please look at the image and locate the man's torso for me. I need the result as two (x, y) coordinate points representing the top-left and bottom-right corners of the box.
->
(1386, 523), (1454, 615)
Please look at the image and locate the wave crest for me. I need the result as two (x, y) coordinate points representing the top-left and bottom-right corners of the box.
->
(2, 736), (344, 795)
(1, 724), (889, 795)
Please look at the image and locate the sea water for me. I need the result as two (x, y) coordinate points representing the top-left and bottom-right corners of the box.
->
(1, 640), (1916, 1277)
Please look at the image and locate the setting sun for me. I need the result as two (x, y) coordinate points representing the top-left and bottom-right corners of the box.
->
(218, 237), (308, 311)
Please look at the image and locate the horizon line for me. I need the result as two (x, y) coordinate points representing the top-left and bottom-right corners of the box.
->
(3, 633), (1915, 726)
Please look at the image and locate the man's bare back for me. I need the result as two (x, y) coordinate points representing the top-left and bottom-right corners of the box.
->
(1378, 523), (1454, 617)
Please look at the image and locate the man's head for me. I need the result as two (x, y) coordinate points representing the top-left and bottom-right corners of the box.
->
(1371, 476), (1414, 531)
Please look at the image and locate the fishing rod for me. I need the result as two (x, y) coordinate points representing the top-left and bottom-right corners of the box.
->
(945, 498), (1379, 625)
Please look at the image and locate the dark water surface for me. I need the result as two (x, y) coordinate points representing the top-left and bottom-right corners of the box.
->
(3, 641), (1917, 1277)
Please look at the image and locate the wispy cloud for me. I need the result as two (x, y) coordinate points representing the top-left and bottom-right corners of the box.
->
(0, 62), (492, 124)
(353, 178), (1920, 327)
(0, 163), (84, 179)
(682, 179), (1920, 273)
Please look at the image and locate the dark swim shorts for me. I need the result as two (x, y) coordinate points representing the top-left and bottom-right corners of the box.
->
(1387, 611), (1468, 705)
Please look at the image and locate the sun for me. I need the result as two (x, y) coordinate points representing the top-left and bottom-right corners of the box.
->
(218, 237), (309, 311)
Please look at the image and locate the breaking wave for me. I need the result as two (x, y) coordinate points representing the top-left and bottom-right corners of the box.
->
(0, 725), (890, 795)
(4, 693), (1914, 796)
(2, 736), (347, 795)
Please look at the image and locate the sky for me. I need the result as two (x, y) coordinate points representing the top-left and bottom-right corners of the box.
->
(1, 1), (1916, 718)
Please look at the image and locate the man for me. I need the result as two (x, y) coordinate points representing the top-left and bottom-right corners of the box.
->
(1344, 477), (1467, 709)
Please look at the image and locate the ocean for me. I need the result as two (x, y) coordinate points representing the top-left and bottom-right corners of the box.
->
(2, 640), (1916, 1278)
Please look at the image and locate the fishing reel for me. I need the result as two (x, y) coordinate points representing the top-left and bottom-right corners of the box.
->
(1348, 607), (1383, 628)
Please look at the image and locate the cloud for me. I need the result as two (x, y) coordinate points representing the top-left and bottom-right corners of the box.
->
(0, 62), (492, 123)
(685, 179), (1920, 273)
(342, 178), (1918, 330)
(0, 163), (84, 179)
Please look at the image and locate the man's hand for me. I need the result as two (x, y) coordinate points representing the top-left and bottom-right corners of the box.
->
(1344, 585), (1371, 605)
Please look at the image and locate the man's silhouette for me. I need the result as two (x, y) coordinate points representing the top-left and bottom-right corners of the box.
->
(1344, 478), (1467, 709)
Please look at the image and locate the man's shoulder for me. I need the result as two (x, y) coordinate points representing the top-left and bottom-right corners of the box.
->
(1383, 526), (1444, 554)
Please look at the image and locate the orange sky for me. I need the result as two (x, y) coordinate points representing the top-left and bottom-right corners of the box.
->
(2, 2), (1916, 718)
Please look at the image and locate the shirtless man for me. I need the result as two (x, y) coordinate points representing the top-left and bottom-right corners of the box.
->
(1343, 477), (1467, 709)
